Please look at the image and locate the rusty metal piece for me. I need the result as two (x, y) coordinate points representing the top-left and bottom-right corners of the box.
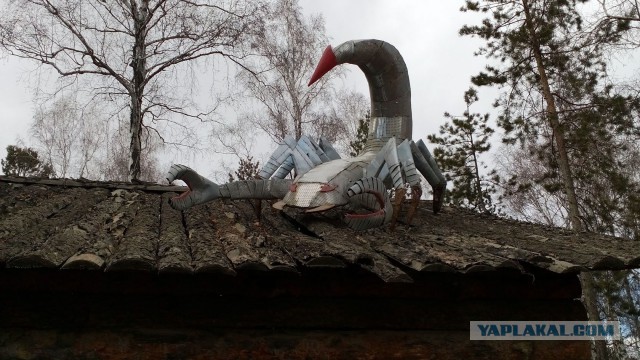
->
(320, 183), (337, 192)
(390, 187), (407, 231)
(406, 185), (422, 227)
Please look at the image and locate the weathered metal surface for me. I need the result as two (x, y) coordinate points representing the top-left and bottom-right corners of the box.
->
(1, 176), (639, 278)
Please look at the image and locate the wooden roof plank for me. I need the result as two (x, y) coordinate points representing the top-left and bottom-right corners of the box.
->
(61, 253), (105, 270)
(0, 184), (66, 262)
(75, 189), (142, 270)
(4, 187), (111, 268)
(1, 177), (639, 275)
(226, 201), (299, 272)
(211, 204), (270, 272)
(0, 175), (185, 193)
(254, 207), (345, 269)
(184, 204), (235, 276)
(289, 218), (412, 282)
(271, 230), (343, 269)
(158, 193), (193, 274)
(0, 183), (51, 220)
(411, 206), (638, 272)
(106, 192), (159, 272)
(15, 188), (138, 269)
(369, 229), (521, 274)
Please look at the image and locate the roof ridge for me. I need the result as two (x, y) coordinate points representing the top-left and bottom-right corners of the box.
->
(0, 175), (186, 193)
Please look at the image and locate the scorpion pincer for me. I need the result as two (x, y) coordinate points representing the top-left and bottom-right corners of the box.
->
(166, 39), (446, 230)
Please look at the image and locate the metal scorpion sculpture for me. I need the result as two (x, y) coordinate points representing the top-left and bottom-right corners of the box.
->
(167, 39), (446, 230)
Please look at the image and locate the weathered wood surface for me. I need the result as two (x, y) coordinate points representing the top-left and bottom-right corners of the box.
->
(0, 329), (591, 360)
(1, 176), (639, 280)
(106, 191), (158, 271)
(0, 175), (184, 192)
(0, 269), (587, 329)
(0, 271), (589, 359)
(157, 193), (192, 273)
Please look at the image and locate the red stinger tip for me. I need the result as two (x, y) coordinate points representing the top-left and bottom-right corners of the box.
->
(308, 45), (337, 86)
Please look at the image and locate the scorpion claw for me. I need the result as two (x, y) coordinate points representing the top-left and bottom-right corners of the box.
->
(168, 191), (192, 211)
(166, 164), (221, 210)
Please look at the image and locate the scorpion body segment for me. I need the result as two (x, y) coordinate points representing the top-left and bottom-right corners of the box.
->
(167, 39), (446, 230)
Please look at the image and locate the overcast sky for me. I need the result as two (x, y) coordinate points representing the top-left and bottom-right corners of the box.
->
(0, 1), (491, 178)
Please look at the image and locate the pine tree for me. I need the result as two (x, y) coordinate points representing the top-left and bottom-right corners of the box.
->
(228, 156), (261, 182)
(460, 2), (640, 357)
(1, 145), (54, 178)
(428, 88), (497, 213)
(348, 111), (370, 157)
(460, 0), (595, 230)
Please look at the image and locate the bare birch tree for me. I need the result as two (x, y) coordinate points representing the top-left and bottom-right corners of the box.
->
(99, 118), (164, 182)
(0, 0), (264, 180)
(318, 89), (369, 155)
(29, 93), (163, 181)
(239, 0), (342, 143)
(30, 95), (105, 178)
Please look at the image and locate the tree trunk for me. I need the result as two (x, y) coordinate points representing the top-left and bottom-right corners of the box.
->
(623, 272), (640, 354)
(129, 0), (149, 181)
(580, 272), (609, 360)
(521, 1), (607, 358)
(521, 0), (581, 232)
(129, 94), (143, 181)
(469, 132), (486, 213)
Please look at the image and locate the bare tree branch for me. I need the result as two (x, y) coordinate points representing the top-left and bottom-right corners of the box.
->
(0, 0), (264, 180)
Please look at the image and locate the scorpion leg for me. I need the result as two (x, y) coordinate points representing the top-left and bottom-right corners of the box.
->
(365, 138), (404, 188)
(364, 138), (407, 229)
(261, 135), (337, 180)
(318, 137), (341, 160)
(303, 136), (331, 163)
(258, 135), (340, 211)
(397, 140), (422, 228)
(407, 185), (422, 225)
(271, 156), (295, 179)
(259, 140), (295, 179)
(411, 140), (447, 213)
(291, 136), (324, 173)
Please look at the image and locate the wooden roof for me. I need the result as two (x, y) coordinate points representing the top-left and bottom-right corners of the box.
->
(1, 175), (638, 282)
